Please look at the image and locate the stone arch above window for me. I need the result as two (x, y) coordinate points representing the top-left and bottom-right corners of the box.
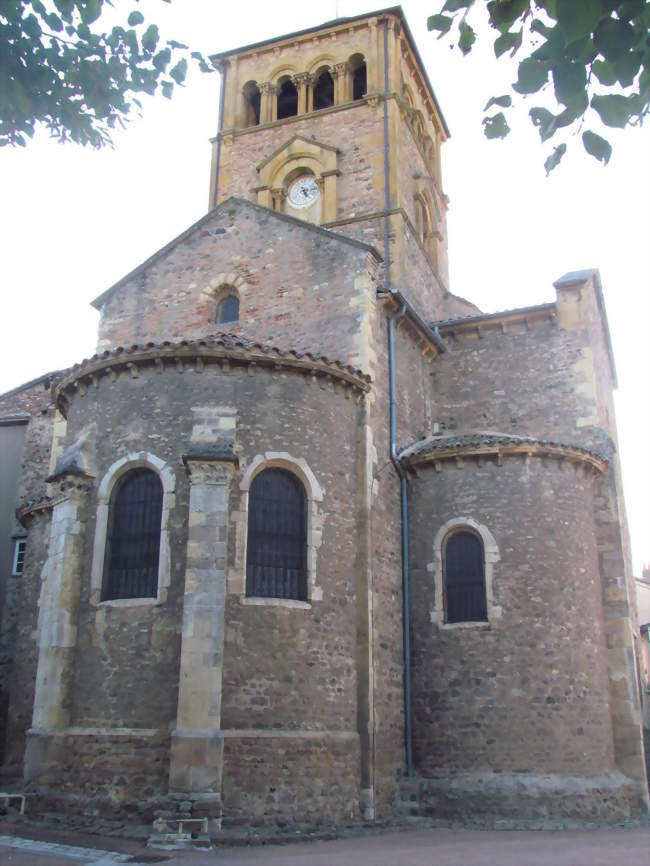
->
(90, 452), (176, 607)
(231, 452), (324, 607)
(201, 273), (250, 326)
(255, 134), (339, 225)
(428, 517), (502, 628)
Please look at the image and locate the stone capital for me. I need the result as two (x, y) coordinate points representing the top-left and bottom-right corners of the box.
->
(259, 81), (279, 95)
(184, 459), (235, 486)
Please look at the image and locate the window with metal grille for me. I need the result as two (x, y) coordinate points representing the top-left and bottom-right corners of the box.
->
(246, 468), (307, 601)
(216, 294), (239, 324)
(102, 468), (163, 601)
(444, 530), (487, 623)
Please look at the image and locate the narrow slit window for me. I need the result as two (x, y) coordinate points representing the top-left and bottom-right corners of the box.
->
(246, 468), (307, 601)
(102, 468), (163, 601)
(444, 531), (487, 623)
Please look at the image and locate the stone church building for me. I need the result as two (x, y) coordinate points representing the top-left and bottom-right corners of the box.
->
(0, 7), (648, 830)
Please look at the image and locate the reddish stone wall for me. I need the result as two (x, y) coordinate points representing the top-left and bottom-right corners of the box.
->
(96, 199), (380, 376)
(408, 457), (616, 777)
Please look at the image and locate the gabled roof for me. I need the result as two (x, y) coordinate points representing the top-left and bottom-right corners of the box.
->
(91, 197), (382, 310)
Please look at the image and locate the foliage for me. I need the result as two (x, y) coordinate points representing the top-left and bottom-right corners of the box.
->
(0, 0), (213, 148)
(428, 0), (650, 171)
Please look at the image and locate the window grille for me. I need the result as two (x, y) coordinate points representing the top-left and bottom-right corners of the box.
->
(103, 468), (163, 600)
(12, 539), (26, 576)
(246, 468), (307, 600)
(216, 294), (239, 324)
(444, 531), (487, 623)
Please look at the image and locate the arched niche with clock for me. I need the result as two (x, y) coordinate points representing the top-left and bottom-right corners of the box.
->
(255, 134), (340, 226)
(284, 172), (322, 225)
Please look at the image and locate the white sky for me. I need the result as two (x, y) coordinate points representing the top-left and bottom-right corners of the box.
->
(0, 0), (648, 572)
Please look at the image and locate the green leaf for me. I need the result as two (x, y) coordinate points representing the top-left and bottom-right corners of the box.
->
(487, 0), (529, 32)
(458, 21), (476, 55)
(544, 143), (567, 175)
(582, 130), (612, 165)
(153, 47), (171, 71)
(427, 14), (453, 34)
(494, 31), (520, 58)
(555, 0), (603, 43)
(513, 58), (549, 94)
(593, 17), (636, 63)
(142, 24), (159, 53)
(529, 106), (556, 141)
(169, 58), (187, 85)
(482, 111), (511, 138)
(591, 93), (635, 128)
(79, 0), (102, 25)
(442, 0), (474, 11)
(128, 11), (145, 26)
(613, 51), (642, 87)
(552, 62), (587, 109)
(161, 80), (173, 99)
(592, 59), (618, 86)
(484, 94), (512, 111)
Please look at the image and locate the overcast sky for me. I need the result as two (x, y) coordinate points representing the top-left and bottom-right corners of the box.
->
(0, 0), (648, 572)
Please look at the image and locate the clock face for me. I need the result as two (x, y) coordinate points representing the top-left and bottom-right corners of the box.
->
(288, 176), (320, 208)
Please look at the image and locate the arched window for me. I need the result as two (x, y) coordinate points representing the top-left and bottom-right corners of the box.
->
(216, 294), (239, 324)
(277, 77), (298, 119)
(102, 468), (163, 601)
(313, 69), (334, 110)
(444, 530), (487, 623)
(243, 81), (261, 127)
(246, 468), (307, 600)
(350, 54), (366, 101)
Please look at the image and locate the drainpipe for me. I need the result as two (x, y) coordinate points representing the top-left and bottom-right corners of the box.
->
(383, 17), (414, 779)
(212, 61), (227, 209)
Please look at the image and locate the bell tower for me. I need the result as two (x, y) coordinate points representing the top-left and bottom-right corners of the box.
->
(208, 7), (451, 313)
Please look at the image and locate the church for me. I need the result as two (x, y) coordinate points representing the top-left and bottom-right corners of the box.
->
(0, 6), (647, 831)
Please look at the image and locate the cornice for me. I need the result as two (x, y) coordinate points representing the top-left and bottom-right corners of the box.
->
(399, 432), (608, 475)
(54, 335), (372, 417)
(434, 303), (557, 336)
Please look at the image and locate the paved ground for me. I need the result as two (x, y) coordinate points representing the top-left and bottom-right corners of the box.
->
(1, 824), (650, 866)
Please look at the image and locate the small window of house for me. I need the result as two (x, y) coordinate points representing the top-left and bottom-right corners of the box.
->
(243, 81), (261, 127)
(12, 539), (26, 576)
(246, 468), (307, 601)
(444, 530), (487, 623)
(102, 468), (163, 601)
(350, 55), (367, 101)
(313, 69), (334, 110)
(216, 294), (239, 324)
(277, 77), (298, 119)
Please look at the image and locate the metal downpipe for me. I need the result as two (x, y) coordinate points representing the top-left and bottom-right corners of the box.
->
(383, 17), (414, 780)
